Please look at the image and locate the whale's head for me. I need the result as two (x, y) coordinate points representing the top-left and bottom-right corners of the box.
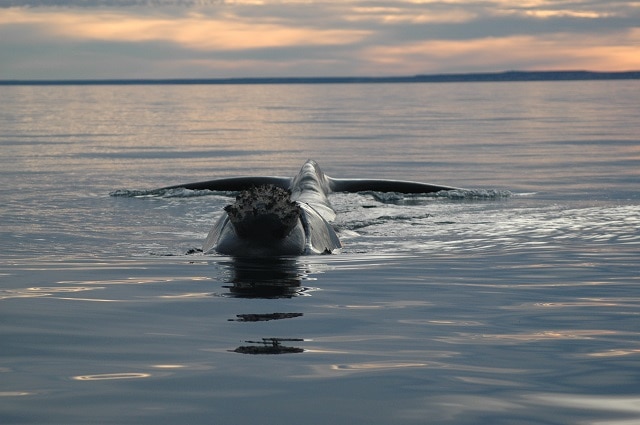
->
(224, 185), (301, 240)
(204, 185), (306, 256)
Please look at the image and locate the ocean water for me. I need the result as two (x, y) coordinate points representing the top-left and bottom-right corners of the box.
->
(1, 81), (639, 424)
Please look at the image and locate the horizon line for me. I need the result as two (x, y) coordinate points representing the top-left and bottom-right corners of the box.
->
(2, 70), (640, 85)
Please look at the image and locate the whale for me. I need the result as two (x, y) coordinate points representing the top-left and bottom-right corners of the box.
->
(160, 160), (460, 257)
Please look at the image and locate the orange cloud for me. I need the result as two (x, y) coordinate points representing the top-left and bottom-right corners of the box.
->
(524, 10), (613, 19)
(347, 6), (477, 24)
(361, 32), (640, 74)
(1, 3), (638, 78)
(1, 8), (368, 50)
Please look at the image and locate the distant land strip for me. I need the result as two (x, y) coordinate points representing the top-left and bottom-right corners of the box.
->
(2, 71), (640, 85)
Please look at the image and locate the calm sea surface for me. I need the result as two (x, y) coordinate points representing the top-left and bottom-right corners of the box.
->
(1, 81), (639, 424)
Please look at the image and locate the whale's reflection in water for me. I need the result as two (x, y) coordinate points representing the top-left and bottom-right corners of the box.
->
(233, 338), (305, 355)
(218, 257), (324, 354)
(220, 257), (314, 299)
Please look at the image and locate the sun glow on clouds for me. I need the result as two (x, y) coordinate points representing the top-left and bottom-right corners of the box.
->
(1, 8), (367, 50)
(0, 0), (639, 78)
(525, 10), (612, 19)
(364, 32), (640, 74)
(348, 6), (476, 24)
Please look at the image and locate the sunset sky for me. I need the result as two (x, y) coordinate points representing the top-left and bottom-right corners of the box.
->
(1, 0), (639, 79)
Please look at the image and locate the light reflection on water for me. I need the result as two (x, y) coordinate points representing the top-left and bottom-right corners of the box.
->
(2, 233), (639, 424)
(1, 81), (639, 424)
(0, 286), (102, 300)
(72, 372), (152, 381)
(407, 394), (640, 425)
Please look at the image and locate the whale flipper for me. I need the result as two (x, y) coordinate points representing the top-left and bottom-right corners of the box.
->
(160, 176), (292, 192)
(328, 178), (460, 194)
(159, 162), (460, 195)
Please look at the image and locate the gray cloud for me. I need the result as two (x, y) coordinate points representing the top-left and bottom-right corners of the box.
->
(0, 0), (223, 6)
(1, 0), (638, 79)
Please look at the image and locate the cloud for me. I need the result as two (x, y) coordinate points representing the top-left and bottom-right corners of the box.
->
(0, 0), (221, 5)
(361, 31), (640, 74)
(0, 0), (638, 78)
(0, 7), (368, 50)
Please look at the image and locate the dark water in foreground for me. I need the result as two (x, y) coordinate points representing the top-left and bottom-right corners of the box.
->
(1, 81), (639, 424)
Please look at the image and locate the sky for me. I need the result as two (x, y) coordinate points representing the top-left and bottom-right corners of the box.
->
(0, 0), (639, 79)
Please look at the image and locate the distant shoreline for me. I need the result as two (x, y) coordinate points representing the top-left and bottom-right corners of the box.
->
(1, 70), (639, 86)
